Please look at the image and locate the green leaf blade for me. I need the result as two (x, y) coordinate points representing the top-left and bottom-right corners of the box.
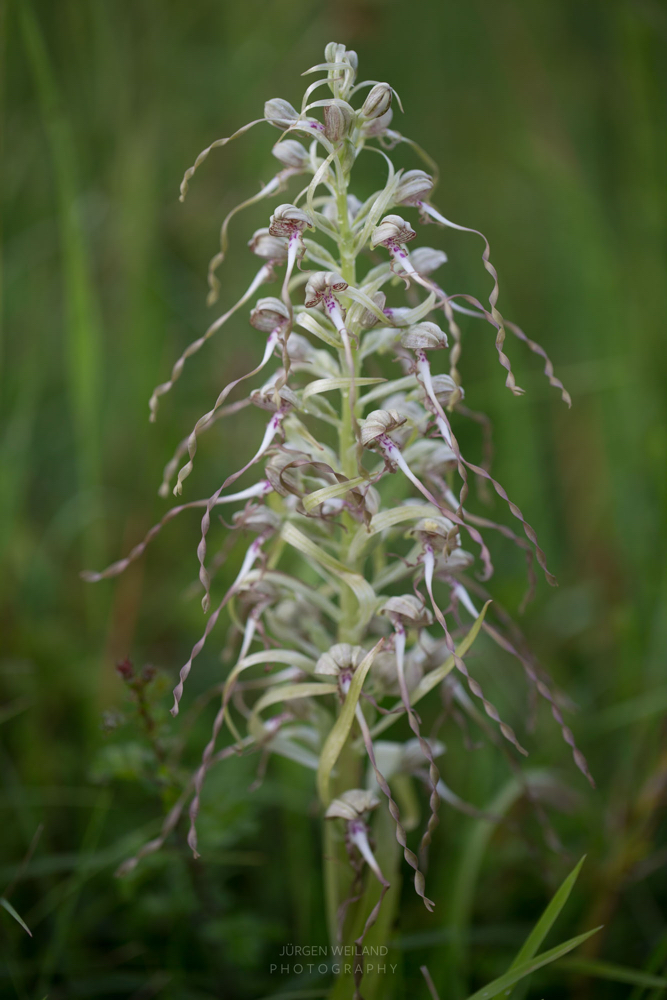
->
(464, 927), (601, 1000)
(1, 897), (33, 937)
(509, 856), (587, 972)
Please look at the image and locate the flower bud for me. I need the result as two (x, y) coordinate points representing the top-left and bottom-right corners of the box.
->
(338, 138), (358, 175)
(408, 631), (450, 672)
(236, 579), (278, 609)
(364, 485), (381, 516)
(409, 246), (448, 275)
(438, 548), (475, 572)
(250, 297), (290, 332)
(372, 653), (423, 697)
(407, 516), (459, 549)
(285, 332), (317, 362)
(360, 83), (392, 120)
(399, 737), (446, 773)
(325, 788), (380, 821)
(248, 227), (288, 261)
(272, 140), (310, 170)
(382, 393), (426, 428)
(401, 321), (448, 351)
(357, 291), (387, 330)
(419, 373), (463, 406)
(250, 377), (298, 412)
(264, 451), (302, 496)
(395, 169), (434, 206)
(324, 42), (358, 74)
(323, 44), (359, 102)
(232, 505), (281, 535)
(404, 439), (457, 475)
(325, 41), (345, 65)
(304, 270), (348, 308)
(264, 98), (300, 129)
(362, 107), (393, 137)
(360, 409), (407, 447)
(380, 594), (433, 628)
(323, 102), (355, 142)
(268, 204), (314, 237)
(315, 643), (365, 677)
(370, 214), (416, 249)
(382, 306), (413, 327)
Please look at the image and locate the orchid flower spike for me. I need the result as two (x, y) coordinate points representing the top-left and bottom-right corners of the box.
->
(88, 42), (588, 964)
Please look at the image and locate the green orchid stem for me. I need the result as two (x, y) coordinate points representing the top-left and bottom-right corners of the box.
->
(323, 148), (378, 978)
(330, 802), (402, 1000)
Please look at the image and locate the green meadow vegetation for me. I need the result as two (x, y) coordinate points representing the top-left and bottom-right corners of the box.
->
(2, 1), (666, 998)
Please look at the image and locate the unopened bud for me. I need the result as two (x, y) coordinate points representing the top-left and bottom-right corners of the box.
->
(250, 297), (290, 332)
(264, 452), (302, 496)
(370, 214), (416, 249)
(315, 643), (365, 677)
(420, 373), (464, 406)
(248, 227), (288, 261)
(325, 788), (380, 821)
(285, 332), (317, 362)
(362, 107), (393, 137)
(409, 246), (447, 274)
(325, 41), (345, 65)
(232, 505), (281, 535)
(439, 548), (475, 572)
(265, 99), (321, 135)
(364, 485), (381, 516)
(304, 270), (348, 308)
(383, 394), (425, 428)
(323, 102), (355, 142)
(339, 138), (358, 174)
(400, 737), (446, 772)
(269, 204), (314, 237)
(360, 409), (407, 447)
(324, 42), (358, 73)
(360, 83), (392, 120)
(401, 321), (448, 351)
(395, 169), (434, 206)
(372, 652), (423, 696)
(380, 594), (433, 627)
(272, 140), (310, 170)
(324, 43), (358, 96)
(264, 98), (300, 130)
(250, 377), (298, 412)
(383, 306), (413, 327)
(406, 515), (458, 546)
(358, 291), (387, 329)
(405, 439), (457, 475)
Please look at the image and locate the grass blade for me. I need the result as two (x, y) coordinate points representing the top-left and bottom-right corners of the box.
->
(509, 856), (586, 971)
(0, 897), (33, 936)
(559, 958), (667, 988)
(18, 0), (105, 571)
(463, 927), (601, 1000)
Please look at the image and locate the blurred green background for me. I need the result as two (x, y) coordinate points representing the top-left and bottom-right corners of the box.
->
(2, 0), (666, 997)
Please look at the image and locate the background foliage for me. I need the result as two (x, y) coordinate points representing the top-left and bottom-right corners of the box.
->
(2, 0), (666, 997)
